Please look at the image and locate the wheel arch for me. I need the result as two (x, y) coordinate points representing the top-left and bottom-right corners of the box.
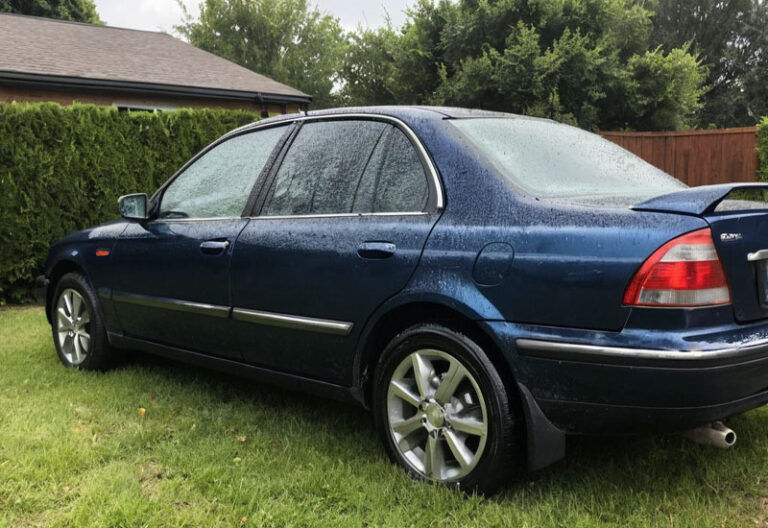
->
(354, 293), (567, 472)
(354, 295), (521, 413)
(45, 259), (87, 323)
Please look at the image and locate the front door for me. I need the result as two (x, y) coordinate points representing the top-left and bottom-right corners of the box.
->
(229, 118), (442, 383)
(111, 124), (290, 356)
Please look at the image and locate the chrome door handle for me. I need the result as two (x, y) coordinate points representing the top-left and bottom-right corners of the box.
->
(200, 239), (230, 255)
(357, 241), (396, 259)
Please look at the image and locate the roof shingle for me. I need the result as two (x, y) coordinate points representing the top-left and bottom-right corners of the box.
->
(0, 13), (309, 100)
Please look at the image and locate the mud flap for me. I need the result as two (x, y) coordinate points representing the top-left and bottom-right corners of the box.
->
(518, 383), (566, 471)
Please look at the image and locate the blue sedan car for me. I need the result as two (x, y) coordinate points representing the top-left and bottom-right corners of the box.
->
(41, 106), (768, 494)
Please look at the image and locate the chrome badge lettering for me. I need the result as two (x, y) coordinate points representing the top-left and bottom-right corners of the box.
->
(720, 233), (743, 242)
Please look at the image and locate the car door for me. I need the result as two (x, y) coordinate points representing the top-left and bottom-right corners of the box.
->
(110, 124), (290, 357)
(229, 117), (442, 384)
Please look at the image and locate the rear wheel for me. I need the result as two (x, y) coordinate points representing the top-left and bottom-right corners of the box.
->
(373, 324), (520, 494)
(51, 272), (117, 370)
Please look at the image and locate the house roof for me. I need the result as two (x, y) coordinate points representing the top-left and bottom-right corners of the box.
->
(0, 13), (311, 104)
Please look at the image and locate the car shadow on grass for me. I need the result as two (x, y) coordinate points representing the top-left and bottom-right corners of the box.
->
(122, 350), (768, 505)
(124, 350), (374, 435)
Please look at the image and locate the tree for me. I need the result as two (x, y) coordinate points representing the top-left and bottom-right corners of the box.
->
(341, 0), (706, 131)
(340, 25), (400, 106)
(651, 0), (768, 127)
(176, 0), (345, 109)
(0, 0), (102, 23)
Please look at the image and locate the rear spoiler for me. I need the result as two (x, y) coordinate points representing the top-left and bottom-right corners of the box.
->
(632, 183), (768, 216)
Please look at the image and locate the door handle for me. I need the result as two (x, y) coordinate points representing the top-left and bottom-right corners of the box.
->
(200, 239), (230, 255)
(357, 241), (396, 259)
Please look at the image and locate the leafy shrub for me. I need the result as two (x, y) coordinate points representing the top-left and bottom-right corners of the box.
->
(0, 102), (258, 303)
(759, 117), (768, 182)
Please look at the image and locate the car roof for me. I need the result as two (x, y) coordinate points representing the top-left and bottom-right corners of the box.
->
(302, 106), (518, 119)
(226, 105), (554, 140)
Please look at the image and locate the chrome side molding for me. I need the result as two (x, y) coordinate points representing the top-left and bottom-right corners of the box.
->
(232, 308), (353, 336)
(112, 291), (230, 318)
(111, 291), (354, 335)
(516, 337), (768, 364)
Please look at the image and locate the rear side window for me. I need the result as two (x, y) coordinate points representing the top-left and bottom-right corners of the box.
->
(159, 126), (286, 219)
(263, 120), (429, 216)
(353, 126), (429, 213)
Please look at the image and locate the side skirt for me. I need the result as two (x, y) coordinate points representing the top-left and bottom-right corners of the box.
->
(108, 332), (365, 406)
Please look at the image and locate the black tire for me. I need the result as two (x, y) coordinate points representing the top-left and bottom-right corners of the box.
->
(373, 324), (520, 495)
(50, 272), (118, 371)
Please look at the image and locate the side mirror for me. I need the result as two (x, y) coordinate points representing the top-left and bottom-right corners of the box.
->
(118, 193), (149, 220)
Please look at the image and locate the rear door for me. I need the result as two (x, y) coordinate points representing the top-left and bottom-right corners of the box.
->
(229, 117), (442, 384)
(111, 125), (290, 356)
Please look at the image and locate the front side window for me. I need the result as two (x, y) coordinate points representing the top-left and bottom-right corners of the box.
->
(159, 126), (286, 219)
(263, 120), (429, 216)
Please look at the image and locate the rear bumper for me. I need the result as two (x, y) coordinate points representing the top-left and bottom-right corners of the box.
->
(516, 337), (768, 433)
(485, 321), (768, 434)
(516, 337), (768, 366)
(534, 387), (768, 434)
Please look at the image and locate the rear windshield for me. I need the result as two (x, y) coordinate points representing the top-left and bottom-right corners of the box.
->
(451, 118), (686, 199)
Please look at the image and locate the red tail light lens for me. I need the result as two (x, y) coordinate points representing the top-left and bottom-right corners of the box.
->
(623, 228), (731, 307)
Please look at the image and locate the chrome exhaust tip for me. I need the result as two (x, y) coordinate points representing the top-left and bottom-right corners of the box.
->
(683, 421), (737, 449)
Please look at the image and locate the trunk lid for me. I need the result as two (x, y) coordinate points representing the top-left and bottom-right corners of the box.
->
(634, 184), (768, 322)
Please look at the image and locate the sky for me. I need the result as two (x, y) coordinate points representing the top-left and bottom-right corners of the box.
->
(92, 0), (413, 34)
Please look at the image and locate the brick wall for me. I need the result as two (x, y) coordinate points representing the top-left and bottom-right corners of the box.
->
(0, 86), (300, 115)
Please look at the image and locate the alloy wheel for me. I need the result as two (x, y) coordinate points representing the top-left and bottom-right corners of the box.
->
(55, 288), (91, 366)
(386, 348), (488, 482)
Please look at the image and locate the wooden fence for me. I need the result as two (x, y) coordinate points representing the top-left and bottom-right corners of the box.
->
(600, 127), (759, 186)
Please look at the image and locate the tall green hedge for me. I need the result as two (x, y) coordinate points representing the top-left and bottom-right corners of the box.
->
(0, 102), (258, 304)
(759, 117), (768, 182)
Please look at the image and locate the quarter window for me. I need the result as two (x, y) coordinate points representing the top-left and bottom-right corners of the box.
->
(263, 120), (429, 216)
(159, 126), (286, 219)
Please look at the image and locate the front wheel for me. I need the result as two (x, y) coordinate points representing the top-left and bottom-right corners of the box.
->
(51, 272), (118, 370)
(373, 324), (520, 494)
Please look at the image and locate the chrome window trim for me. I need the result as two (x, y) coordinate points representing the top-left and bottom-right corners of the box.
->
(155, 212), (431, 223)
(243, 113), (445, 213)
(149, 113), (444, 223)
(516, 337), (768, 363)
(232, 307), (353, 336)
(112, 291), (230, 318)
(153, 216), (243, 224)
(246, 211), (431, 221)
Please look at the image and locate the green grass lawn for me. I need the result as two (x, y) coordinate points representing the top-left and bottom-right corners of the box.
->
(2, 306), (768, 527)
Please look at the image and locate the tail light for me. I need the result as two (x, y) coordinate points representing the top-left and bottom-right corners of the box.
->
(623, 228), (731, 307)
